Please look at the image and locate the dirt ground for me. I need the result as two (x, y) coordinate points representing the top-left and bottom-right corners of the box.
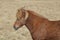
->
(0, 0), (60, 40)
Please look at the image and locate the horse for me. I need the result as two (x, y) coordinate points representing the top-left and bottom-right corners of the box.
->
(13, 8), (60, 40)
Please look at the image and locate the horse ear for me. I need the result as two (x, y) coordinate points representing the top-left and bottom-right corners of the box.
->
(18, 9), (21, 12)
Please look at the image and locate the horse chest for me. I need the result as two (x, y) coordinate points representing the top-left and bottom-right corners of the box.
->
(31, 24), (47, 40)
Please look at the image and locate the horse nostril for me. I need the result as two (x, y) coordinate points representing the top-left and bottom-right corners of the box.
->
(13, 26), (19, 30)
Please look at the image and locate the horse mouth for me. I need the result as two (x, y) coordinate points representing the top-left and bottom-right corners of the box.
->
(13, 26), (20, 30)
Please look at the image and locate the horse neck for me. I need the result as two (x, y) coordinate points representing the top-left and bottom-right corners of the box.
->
(25, 12), (35, 33)
(25, 10), (48, 34)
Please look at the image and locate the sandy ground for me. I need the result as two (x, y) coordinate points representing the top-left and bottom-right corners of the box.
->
(0, 0), (60, 40)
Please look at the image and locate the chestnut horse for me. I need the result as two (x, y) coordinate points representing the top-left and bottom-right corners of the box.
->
(13, 8), (60, 40)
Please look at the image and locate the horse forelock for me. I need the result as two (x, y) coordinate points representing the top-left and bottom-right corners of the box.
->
(17, 8), (29, 23)
(19, 8), (29, 20)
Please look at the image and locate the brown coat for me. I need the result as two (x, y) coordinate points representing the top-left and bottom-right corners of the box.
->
(14, 8), (60, 40)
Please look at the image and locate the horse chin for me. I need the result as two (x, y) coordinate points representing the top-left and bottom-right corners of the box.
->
(13, 26), (20, 30)
(13, 25), (24, 30)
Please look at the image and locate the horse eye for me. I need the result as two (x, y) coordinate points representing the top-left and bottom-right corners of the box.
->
(17, 18), (20, 21)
